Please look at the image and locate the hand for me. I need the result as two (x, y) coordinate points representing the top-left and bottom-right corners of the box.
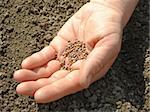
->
(14, 2), (123, 103)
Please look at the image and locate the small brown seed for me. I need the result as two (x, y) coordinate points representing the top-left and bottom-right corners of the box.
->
(60, 40), (89, 70)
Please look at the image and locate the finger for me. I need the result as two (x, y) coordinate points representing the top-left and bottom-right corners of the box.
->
(14, 69), (37, 82)
(22, 45), (56, 69)
(16, 79), (50, 96)
(34, 70), (83, 103)
(80, 33), (121, 88)
(33, 60), (61, 78)
(50, 36), (68, 57)
(70, 60), (84, 70)
(16, 70), (69, 96)
(49, 70), (70, 82)
(14, 60), (61, 82)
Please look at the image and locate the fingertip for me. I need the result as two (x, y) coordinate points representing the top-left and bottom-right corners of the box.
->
(47, 60), (61, 70)
(16, 82), (36, 96)
(21, 58), (30, 69)
(13, 70), (22, 82)
(13, 71), (18, 80)
(16, 83), (25, 95)
(34, 90), (48, 103)
(70, 60), (84, 70)
(34, 88), (61, 103)
(34, 91), (42, 103)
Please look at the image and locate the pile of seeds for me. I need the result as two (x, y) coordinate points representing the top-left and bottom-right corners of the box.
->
(59, 40), (89, 71)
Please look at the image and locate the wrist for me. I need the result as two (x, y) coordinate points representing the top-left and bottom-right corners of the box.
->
(90, 0), (139, 28)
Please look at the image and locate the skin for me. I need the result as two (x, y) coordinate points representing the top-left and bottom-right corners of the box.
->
(14, 0), (139, 103)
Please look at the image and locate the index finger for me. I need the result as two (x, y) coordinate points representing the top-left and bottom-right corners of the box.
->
(22, 45), (56, 69)
(22, 35), (68, 70)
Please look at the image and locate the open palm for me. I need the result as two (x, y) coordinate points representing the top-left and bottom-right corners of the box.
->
(14, 2), (123, 103)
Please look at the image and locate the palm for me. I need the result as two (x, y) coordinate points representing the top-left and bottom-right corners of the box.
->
(14, 2), (122, 103)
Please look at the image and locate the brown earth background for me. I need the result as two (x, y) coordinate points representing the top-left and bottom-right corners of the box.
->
(0, 0), (149, 112)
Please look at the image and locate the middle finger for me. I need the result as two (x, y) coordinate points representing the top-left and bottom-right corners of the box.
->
(16, 70), (69, 96)
(14, 60), (61, 82)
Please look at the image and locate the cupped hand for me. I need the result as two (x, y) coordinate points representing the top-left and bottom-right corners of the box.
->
(14, 2), (123, 103)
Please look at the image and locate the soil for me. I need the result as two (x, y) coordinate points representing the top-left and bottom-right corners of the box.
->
(0, 0), (149, 112)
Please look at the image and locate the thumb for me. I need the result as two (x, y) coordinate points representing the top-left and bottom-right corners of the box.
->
(79, 33), (121, 88)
